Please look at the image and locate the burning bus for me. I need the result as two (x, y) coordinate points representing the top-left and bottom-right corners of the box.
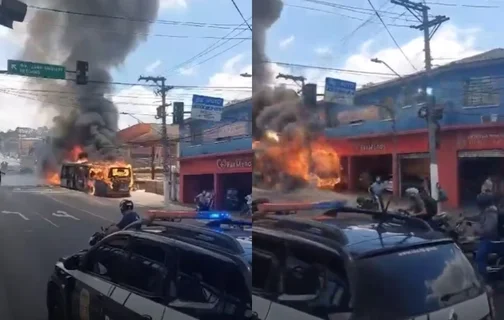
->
(59, 160), (134, 197)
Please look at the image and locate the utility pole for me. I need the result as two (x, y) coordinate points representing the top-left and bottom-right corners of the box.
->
(138, 76), (174, 207)
(391, 0), (449, 201)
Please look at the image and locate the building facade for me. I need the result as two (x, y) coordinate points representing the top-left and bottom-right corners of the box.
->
(179, 99), (252, 209)
(325, 49), (504, 208)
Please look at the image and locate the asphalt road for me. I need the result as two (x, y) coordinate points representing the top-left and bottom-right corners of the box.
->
(0, 182), (175, 320)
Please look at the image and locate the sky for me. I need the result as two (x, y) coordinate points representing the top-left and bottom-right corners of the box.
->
(266, 0), (503, 92)
(0, 0), (252, 131)
(0, 0), (502, 132)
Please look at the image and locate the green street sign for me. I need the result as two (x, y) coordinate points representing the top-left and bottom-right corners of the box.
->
(7, 60), (66, 80)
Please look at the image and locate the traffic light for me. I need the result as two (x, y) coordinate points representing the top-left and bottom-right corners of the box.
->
(0, 0), (27, 29)
(76, 60), (88, 85)
(173, 102), (184, 125)
(302, 83), (317, 107)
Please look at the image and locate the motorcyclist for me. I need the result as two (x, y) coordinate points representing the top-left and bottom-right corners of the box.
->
(369, 176), (385, 211)
(405, 187), (426, 215)
(104, 199), (140, 235)
(474, 192), (503, 281)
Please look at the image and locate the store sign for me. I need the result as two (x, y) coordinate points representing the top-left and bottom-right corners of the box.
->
(459, 131), (504, 148)
(359, 144), (385, 152)
(216, 158), (252, 170)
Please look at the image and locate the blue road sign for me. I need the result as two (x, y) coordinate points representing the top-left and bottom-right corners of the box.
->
(191, 94), (225, 122)
(324, 77), (356, 105)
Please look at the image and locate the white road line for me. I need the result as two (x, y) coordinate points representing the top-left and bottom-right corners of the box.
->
(43, 194), (113, 222)
(52, 210), (80, 220)
(32, 211), (59, 227)
(1, 210), (29, 220)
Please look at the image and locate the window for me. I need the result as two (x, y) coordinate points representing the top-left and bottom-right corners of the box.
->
(84, 236), (129, 283)
(176, 250), (223, 303)
(351, 243), (484, 319)
(121, 240), (169, 295)
(252, 234), (283, 294)
(274, 241), (351, 317)
(463, 76), (500, 107)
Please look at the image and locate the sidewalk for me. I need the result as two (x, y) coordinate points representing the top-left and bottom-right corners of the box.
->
(129, 190), (191, 210)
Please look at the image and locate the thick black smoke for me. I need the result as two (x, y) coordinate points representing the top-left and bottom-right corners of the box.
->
(20, 0), (159, 170)
(252, 0), (283, 93)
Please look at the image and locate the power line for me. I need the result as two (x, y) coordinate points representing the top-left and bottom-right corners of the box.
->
(266, 61), (399, 76)
(27, 5), (248, 31)
(367, 0), (418, 71)
(25, 20), (251, 40)
(165, 18), (251, 75)
(298, 0), (427, 21)
(0, 73), (253, 90)
(230, 0), (252, 31)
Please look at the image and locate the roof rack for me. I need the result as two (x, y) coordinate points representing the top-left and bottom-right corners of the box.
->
(146, 210), (231, 221)
(124, 210), (245, 254)
(255, 201), (433, 232)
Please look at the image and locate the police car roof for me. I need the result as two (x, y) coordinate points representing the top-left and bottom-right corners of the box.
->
(254, 213), (448, 258)
(124, 211), (252, 259)
(317, 217), (447, 257)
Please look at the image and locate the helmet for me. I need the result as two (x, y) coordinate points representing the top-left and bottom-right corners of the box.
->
(119, 199), (134, 213)
(476, 193), (494, 210)
(405, 187), (419, 197)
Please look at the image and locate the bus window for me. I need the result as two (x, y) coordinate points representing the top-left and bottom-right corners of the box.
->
(109, 168), (130, 178)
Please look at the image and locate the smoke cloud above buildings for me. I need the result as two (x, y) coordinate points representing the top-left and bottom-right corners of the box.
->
(20, 0), (159, 167)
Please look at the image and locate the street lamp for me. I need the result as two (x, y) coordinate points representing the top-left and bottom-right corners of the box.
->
(371, 58), (402, 78)
(240, 73), (252, 78)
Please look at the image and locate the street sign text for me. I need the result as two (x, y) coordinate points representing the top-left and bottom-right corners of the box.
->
(8, 59), (66, 80)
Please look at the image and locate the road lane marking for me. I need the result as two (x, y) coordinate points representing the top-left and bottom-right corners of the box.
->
(32, 211), (59, 227)
(52, 210), (80, 220)
(43, 194), (113, 222)
(1, 210), (29, 220)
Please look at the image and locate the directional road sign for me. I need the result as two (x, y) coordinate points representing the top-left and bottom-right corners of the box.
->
(324, 77), (356, 105)
(7, 59), (66, 80)
(191, 94), (224, 122)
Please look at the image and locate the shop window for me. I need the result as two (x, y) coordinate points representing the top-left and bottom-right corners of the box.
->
(463, 76), (499, 107)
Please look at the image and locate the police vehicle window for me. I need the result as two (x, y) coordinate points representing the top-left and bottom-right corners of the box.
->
(85, 236), (129, 283)
(276, 242), (352, 316)
(176, 250), (224, 303)
(223, 266), (250, 304)
(121, 240), (169, 296)
(252, 234), (284, 293)
(351, 243), (484, 319)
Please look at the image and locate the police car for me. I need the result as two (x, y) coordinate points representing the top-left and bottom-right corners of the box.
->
(252, 201), (495, 320)
(47, 210), (252, 320)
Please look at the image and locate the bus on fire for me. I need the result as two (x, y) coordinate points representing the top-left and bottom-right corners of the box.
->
(59, 161), (133, 197)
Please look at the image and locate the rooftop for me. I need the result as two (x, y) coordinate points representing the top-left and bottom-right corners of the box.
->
(357, 48), (504, 95)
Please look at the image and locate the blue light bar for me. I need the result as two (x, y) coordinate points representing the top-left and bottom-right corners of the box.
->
(312, 201), (347, 210)
(196, 211), (231, 220)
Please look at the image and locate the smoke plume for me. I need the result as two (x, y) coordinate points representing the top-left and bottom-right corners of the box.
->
(20, 0), (159, 170)
(252, 0), (283, 92)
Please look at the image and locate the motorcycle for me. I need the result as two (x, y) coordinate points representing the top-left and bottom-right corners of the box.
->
(89, 226), (106, 246)
(356, 196), (379, 210)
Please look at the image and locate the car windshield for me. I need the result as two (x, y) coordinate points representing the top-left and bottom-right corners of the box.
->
(351, 243), (485, 319)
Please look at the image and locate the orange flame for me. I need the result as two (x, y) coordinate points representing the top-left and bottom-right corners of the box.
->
(45, 171), (61, 185)
(254, 129), (341, 189)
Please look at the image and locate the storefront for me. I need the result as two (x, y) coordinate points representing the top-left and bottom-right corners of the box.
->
(330, 125), (504, 208)
(179, 151), (253, 209)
